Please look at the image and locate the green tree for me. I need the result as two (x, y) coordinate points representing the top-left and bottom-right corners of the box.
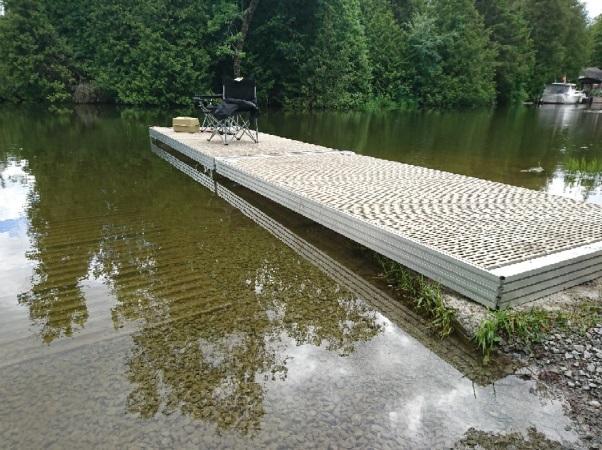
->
(387, 0), (424, 26)
(476, 0), (535, 104)
(0, 0), (592, 108)
(234, 0), (260, 77)
(244, 0), (318, 105)
(400, 13), (443, 105)
(205, 0), (261, 80)
(360, 0), (406, 103)
(0, 0), (74, 102)
(85, 0), (211, 105)
(524, 0), (590, 99)
(42, 0), (100, 101)
(297, 0), (372, 109)
(590, 15), (602, 67)
(562, 0), (590, 78)
(428, 0), (497, 107)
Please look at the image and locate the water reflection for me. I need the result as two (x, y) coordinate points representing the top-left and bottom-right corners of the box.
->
(114, 204), (383, 432)
(0, 105), (590, 448)
(547, 170), (602, 203)
(9, 107), (139, 343)
(0, 157), (33, 231)
(0, 158), (35, 306)
(263, 106), (602, 204)
(1, 105), (202, 344)
(2, 107), (383, 434)
(118, 247), (383, 432)
(530, 106), (602, 203)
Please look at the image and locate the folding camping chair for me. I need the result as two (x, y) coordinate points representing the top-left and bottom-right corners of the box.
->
(192, 93), (222, 132)
(208, 76), (259, 145)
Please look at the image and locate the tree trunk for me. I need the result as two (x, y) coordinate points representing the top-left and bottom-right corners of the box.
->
(233, 0), (259, 77)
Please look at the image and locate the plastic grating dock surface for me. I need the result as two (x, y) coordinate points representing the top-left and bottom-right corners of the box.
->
(150, 127), (602, 309)
(150, 127), (338, 169)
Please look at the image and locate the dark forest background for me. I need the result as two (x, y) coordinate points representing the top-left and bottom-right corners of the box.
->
(0, 0), (601, 108)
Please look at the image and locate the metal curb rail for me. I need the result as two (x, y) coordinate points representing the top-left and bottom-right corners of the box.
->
(150, 128), (216, 169)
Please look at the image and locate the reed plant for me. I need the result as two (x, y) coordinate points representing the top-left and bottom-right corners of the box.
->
(564, 156), (602, 174)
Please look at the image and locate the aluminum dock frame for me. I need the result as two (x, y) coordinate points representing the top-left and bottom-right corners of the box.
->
(150, 126), (602, 309)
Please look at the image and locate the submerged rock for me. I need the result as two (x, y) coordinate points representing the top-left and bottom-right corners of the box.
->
(520, 166), (546, 173)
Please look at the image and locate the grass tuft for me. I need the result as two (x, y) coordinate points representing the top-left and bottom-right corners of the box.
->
(378, 256), (454, 339)
(379, 255), (601, 366)
(473, 299), (602, 364)
(564, 157), (602, 174)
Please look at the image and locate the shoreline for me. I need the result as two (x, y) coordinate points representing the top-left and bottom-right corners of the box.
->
(447, 277), (602, 449)
(446, 277), (602, 337)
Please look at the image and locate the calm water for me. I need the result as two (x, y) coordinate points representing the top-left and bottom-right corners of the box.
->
(1, 104), (600, 449)
(266, 105), (602, 204)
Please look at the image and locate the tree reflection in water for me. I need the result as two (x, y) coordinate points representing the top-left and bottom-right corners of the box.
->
(7, 106), (382, 435)
(115, 231), (382, 435)
(11, 106), (165, 343)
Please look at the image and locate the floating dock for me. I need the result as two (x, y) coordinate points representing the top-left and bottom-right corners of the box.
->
(149, 127), (602, 309)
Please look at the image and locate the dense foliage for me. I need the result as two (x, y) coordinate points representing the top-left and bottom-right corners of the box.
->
(590, 15), (602, 68)
(0, 0), (595, 108)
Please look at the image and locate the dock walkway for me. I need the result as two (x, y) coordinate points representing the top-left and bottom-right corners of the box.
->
(149, 126), (602, 309)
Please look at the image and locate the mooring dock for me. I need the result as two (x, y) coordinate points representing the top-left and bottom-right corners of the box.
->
(149, 126), (602, 309)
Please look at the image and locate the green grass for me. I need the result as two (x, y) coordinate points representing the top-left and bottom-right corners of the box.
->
(474, 308), (549, 364)
(378, 257), (454, 339)
(564, 157), (602, 174)
(377, 255), (601, 365)
(474, 300), (602, 364)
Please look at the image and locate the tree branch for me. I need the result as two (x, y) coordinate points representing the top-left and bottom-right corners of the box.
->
(233, 0), (259, 77)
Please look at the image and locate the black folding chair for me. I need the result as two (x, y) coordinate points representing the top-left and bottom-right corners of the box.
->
(208, 76), (260, 145)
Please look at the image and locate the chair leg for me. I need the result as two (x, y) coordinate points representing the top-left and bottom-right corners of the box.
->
(208, 117), (238, 145)
(232, 114), (258, 143)
(207, 121), (225, 144)
(207, 114), (258, 145)
(200, 114), (217, 132)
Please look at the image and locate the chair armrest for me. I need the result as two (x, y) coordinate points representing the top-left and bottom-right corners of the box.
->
(192, 94), (223, 100)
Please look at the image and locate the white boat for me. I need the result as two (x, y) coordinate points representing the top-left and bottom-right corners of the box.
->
(539, 83), (586, 104)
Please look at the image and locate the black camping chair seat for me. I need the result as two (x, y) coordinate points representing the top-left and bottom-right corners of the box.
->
(208, 76), (260, 145)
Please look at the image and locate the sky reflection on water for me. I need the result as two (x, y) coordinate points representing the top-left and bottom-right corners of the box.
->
(0, 159), (34, 307)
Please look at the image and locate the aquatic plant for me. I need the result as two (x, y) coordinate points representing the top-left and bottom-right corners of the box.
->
(564, 156), (602, 174)
(378, 257), (455, 339)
